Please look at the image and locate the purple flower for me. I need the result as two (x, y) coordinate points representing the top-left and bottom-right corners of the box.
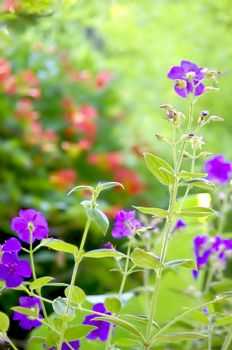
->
(48, 341), (80, 350)
(167, 60), (205, 98)
(13, 296), (42, 330)
(101, 242), (114, 249)
(11, 209), (49, 244)
(1, 238), (21, 253)
(204, 155), (232, 185)
(83, 303), (111, 342)
(192, 235), (232, 278)
(0, 252), (31, 287)
(174, 220), (187, 231)
(112, 210), (143, 239)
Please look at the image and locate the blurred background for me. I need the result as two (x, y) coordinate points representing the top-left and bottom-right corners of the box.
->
(1, 0), (232, 348)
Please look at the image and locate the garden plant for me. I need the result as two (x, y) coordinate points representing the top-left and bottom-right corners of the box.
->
(1, 58), (232, 350)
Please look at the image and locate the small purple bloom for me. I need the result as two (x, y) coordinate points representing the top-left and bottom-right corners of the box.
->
(101, 242), (114, 249)
(167, 60), (205, 98)
(204, 155), (232, 185)
(83, 303), (111, 342)
(174, 220), (187, 230)
(1, 238), (21, 253)
(48, 340), (80, 350)
(0, 252), (31, 287)
(112, 210), (143, 239)
(13, 296), (42, 330)
(11, 209), (49, 244)
(192, 235), (232, 278)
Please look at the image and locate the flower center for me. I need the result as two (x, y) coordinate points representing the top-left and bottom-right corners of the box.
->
(185, 71), (196, 79)
(27, 221), (35, 233)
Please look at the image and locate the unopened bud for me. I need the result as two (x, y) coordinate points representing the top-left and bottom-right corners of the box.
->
(155, 133), (169, 143)
(204, 86), (220, 93)
(191, 136), (205, 150)
(208, 115), (224, 122)
(198, 151), (213, 158)
(183, 151), (192, 158)
(160, 104), (173, 111)
(201, 110), (209, 117)
(181, 133), (195, 141)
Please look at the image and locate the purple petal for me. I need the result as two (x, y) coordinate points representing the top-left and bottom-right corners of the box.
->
(19, 317), (34, 330)
(167, 66), (184, 80)
(18, 229), (32, 244)
(181, 60), (199, 74)
(2, 238), (21, 252)
(33, 226), (48, 240)
(174, 84), (187, 98)
(192, 270), (199, 279)
(2, 252), (18, 265)
(17, 260), (32, 278)
(0, 265), (8, 279)
(5, 273), (23, 288)
(13, 311), (24, 321)
(19, 209), (37, 222)
(194, 82), (205, 96)
(11, 217), (27, 234)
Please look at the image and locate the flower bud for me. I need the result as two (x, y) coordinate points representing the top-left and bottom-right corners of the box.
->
(160, 104), (173, 111)
(198, 151), (213, 158)
(155, 133), (169, 143)
(191, 135), (205, 150)
(181, 133), (195, 142)
(183, 151), (192, 158)
(204, 86), (220, 93)
(207, 115), (224, 122)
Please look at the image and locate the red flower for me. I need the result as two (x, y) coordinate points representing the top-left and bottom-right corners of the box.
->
(49, 169), (77, 189)
(114, 167), (145, 195)
(2, 0), (21, 12)
(0, 58), (11, 81)
(95, 71), (113, 89)
(15, 99), (39, 121)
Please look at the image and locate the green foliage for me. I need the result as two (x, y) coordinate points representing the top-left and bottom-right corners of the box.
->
(0, 311), (10, 332)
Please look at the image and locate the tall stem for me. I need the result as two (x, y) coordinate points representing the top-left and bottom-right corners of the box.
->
(221, 324), (232, 350)
(58, 218), (91, 350)
(5, 335), (18, 350)
(105, 232), (135, 350)
(145, 100), (195, 348)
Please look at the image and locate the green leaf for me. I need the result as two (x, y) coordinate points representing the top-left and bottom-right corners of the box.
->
(178, 171), (207, 180)
(156, 332), (207, 342)
(97, 181), (124, 191)
(81, 201), (109, 235)
(29, 276), (54, 290)
(64, 325), (96, 341)
(64, 286), (86, 305)
(144, 153), (174, 185)
(28, 337), (47, 345)
(114, 338), (141, 347)
(164, 259), (197, 270)
(36, 238), (78, 254)
(133, 206), (167, 218)
(105, 297), (121, 314)
(131, 248), (162, 270)
(176, 207), (218, 218)
(190, 311), (210, 325)
(214, 315), (232, 327)
(0, 311), (9, 332)
(179, 178), (216, 191)
(67, 185), (94, 196)
(84, 249), (126, 259)
(11, 307), (38, 318)
(215, 291), (232, 302)
(46, 331), (59, 348)
(93, 316), (145, 341)
(52, 297), (75, 317)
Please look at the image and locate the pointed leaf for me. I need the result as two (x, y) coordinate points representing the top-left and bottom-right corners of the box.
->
(11, 307), (38, 318)
(114, 338), (141, 347)
(144, 153), (174, 185)
(52, 297), (75, 316)
(156, 332), (207, 342)
(35, 238), (78, 254)
(30, 276), (54, 290)
(81, 200), (109, 235)
(178, 171), (207, 180)
(64, 325), (96, 341)
(97, 182), (124, 191)
(176, 207), (218, 218)
(133, 206), (167, 218)
(131, 248), (162, 270)
(0, 312), (9, 332)
(165, 259), (197, 270)
(84, 249), (126, 259)
(214, 315), (232, 327)
(179, 178), (215, 191)
(67, 185), (94, 196)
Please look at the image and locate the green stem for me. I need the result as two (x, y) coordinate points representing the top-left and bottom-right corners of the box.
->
(145, 100), (195, 348)
(221, 324), (232, 350)
(5, 335), (18, 350)
(58, 218), (91, 350)
(105, 232), (135, 350)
